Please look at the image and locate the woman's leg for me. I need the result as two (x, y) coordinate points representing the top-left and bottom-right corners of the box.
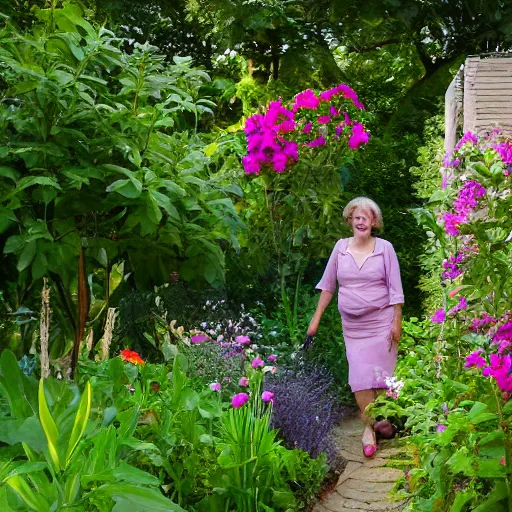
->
(354, 389), (376, 448)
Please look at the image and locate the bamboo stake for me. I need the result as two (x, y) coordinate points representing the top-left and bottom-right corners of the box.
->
(100, 307), (117, 361)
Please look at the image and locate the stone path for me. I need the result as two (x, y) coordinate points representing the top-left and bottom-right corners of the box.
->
(313, 416), (408, 512)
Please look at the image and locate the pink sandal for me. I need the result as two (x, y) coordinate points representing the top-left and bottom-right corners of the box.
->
(362, 428), (377, 457)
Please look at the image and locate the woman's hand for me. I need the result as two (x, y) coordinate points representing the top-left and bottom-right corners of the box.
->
(389, 305), (402, 351)
(307, 316), (320, 337)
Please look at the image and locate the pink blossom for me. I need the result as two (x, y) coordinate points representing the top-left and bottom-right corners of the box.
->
(232, 393), (250, 408)
(437, 424), (447, 433)
(448, 296), (468, 316)
(348, 122), (369, 149)
(329, 106), (339, 116)
(272, 152), (288, 173)
(283, 141), (298, 160)
(244, 114), (264, 135)
(261, 391), (274, 403)
(293, 89), (320, 111)
(302, 122), (313, 134)
(235, 335), (251, 345)
(267, 354), (277, 362)
(317, 115), (331, 125)
(278, 120), (296, 134)
(251, 357), (265, 369)
(209, 382), (221, 392)
(242, 154), (261, 174)
(431, 309), (446, 324)
(464, 349), (487, 369)
(319, 88), (338, 102)
(454, 131), (478, 151)
(239, 377), (249, 387)
(191, 335), (210, 344)
(494, 140), (512, 167)
(307, 136), (326, 148)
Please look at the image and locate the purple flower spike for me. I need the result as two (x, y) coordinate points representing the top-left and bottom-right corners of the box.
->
(431, 309), (446, 324)
(232, 393), (250, 408)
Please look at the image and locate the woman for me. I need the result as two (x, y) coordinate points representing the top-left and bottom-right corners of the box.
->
(307, 197), (404, 457)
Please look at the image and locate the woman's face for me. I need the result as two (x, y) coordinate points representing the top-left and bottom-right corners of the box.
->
(350, 207), (375, 237)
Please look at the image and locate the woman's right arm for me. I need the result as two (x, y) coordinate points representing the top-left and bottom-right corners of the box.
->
(307, 290), (334, 336)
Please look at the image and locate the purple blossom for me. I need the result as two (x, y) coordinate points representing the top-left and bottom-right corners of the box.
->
(431, 309), (446, 324)
(267, 354), (278, 362)
(329, 106), (339, 116)
(448, 296), (468, 316)
(232, 393), (250, 408)
(251, 357), (265, 369)
(293, 89), (320, 111)
(348, 122), (369, 149)
(302, 122), (313, 134)
(437, 424), (447, 433)
(191, 335), (210, 344)
(235, 335), (251, 345)
(317, 115), (331, 125)
(261, 391), (274, 403)
(307, 136), (326, 148)
(209, 382), (221, 392)
(465, 350), (487, 369)
(454, 131), (478, 151)
(443, 152), (461, 168)
(239, 376), (249, 387)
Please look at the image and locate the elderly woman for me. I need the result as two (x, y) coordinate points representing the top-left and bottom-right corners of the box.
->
(307, 197), (404, 457)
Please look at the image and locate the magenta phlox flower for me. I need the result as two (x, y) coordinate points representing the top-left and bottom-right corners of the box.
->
(319, 88), (338, 102)
(336, 84), (364, 109)
(293, 89), (320, 111)
(472, 313), (497, 332)
(273, 152), (288, 172)
(302, 121), (313, 134)
(443, 151), (461, 168)
(465, 349), (487, 369)
(494, 140), (512, 165)
(251, 357), (265, 369)
(191, 334), (210, 344)
(484, 354), (512, 392)
(209, 382), (221, 392)
(232, 393), (250, 408)
(261, 390), (274, 403)
(454, 131), (478, 151)
(242, 154), (261, 174)
(239, 376), (249, 387)
(317, 115), (331, 125)
(329, 106), (339, 116)
(267, 354), (278, 362)
(437, 424), (447, 433)
(442, 252), (465, 280)
(283, 140), (298, 160)
(431, 309), (446, 323)
(448, 296), (468, 316)
(453, 180), (486, 213)
(307, 136), (326, 147)
(235, 335), (251, 345)
(244, 114), (264, 135)
(443, 211), (466, 236)
(493, 321), (512, 343)
(348, 122), (369, 149)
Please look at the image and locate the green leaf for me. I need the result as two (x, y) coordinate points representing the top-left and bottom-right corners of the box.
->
(476, 459), (506, 478)
(449, 490), (476, 512)
(150, 190), (179, 221)
(3, 235), (25, 254)
(0, 166), (19, 181)
(106, 179), (142, 198)
(6, 475), (50, 512)
(146, 192), (162, 224)
(446, 447), (475, 476)
(64, 380), (92, 468)
(17, 241), (37, 272)
(38, 380), (61, 471)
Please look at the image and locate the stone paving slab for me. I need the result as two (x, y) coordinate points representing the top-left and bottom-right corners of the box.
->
(314, 415), (407, 512)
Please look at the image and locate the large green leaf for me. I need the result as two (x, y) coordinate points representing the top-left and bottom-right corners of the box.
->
(64, 380), (92, 467)
(38, 380), (61, 471)
(6, 475), (50, 512)
(17, 240), (37, 272)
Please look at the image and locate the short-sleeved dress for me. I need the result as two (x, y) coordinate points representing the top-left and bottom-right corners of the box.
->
(316, 237), (404, 392)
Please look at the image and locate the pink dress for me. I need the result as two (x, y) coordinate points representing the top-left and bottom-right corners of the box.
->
(316, 238), (404, 392)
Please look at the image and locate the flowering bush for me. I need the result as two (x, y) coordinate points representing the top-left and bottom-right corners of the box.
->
(242, 84), (369, 174)
(369, 130), (512, 510)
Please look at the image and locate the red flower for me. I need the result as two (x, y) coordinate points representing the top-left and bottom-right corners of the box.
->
(120, 349), (145, 365)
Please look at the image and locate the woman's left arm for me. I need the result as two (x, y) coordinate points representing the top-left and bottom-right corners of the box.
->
(391, 303), (403, 346)
(385, 243), (404, 347)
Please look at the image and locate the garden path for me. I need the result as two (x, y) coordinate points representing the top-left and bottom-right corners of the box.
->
(313, 415), (407, 512)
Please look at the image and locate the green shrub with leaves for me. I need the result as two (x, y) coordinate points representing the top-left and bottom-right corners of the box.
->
(0, 2), (244, 358)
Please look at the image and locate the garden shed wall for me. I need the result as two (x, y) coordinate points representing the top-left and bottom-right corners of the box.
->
(445, 54), (512, 151)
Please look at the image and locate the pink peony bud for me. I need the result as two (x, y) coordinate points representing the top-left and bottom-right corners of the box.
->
(232, 393), (250, 408)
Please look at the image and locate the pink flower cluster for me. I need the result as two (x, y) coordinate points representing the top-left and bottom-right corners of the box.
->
(447, 296), (467, 316)
(243, 84), (369, 174)
(493, 140), (512, 175)
(466, 351), (512, 392)
(243, 101), (299, 174)
(454, 131), (478, 152)
(443, 180), (486, 236)
(442, 252), (465, 280)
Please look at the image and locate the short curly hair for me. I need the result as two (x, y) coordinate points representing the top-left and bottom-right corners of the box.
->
(343, 197), (383, 231)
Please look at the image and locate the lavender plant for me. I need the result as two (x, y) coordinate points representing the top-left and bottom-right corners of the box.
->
(265, 359), (345, 465)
